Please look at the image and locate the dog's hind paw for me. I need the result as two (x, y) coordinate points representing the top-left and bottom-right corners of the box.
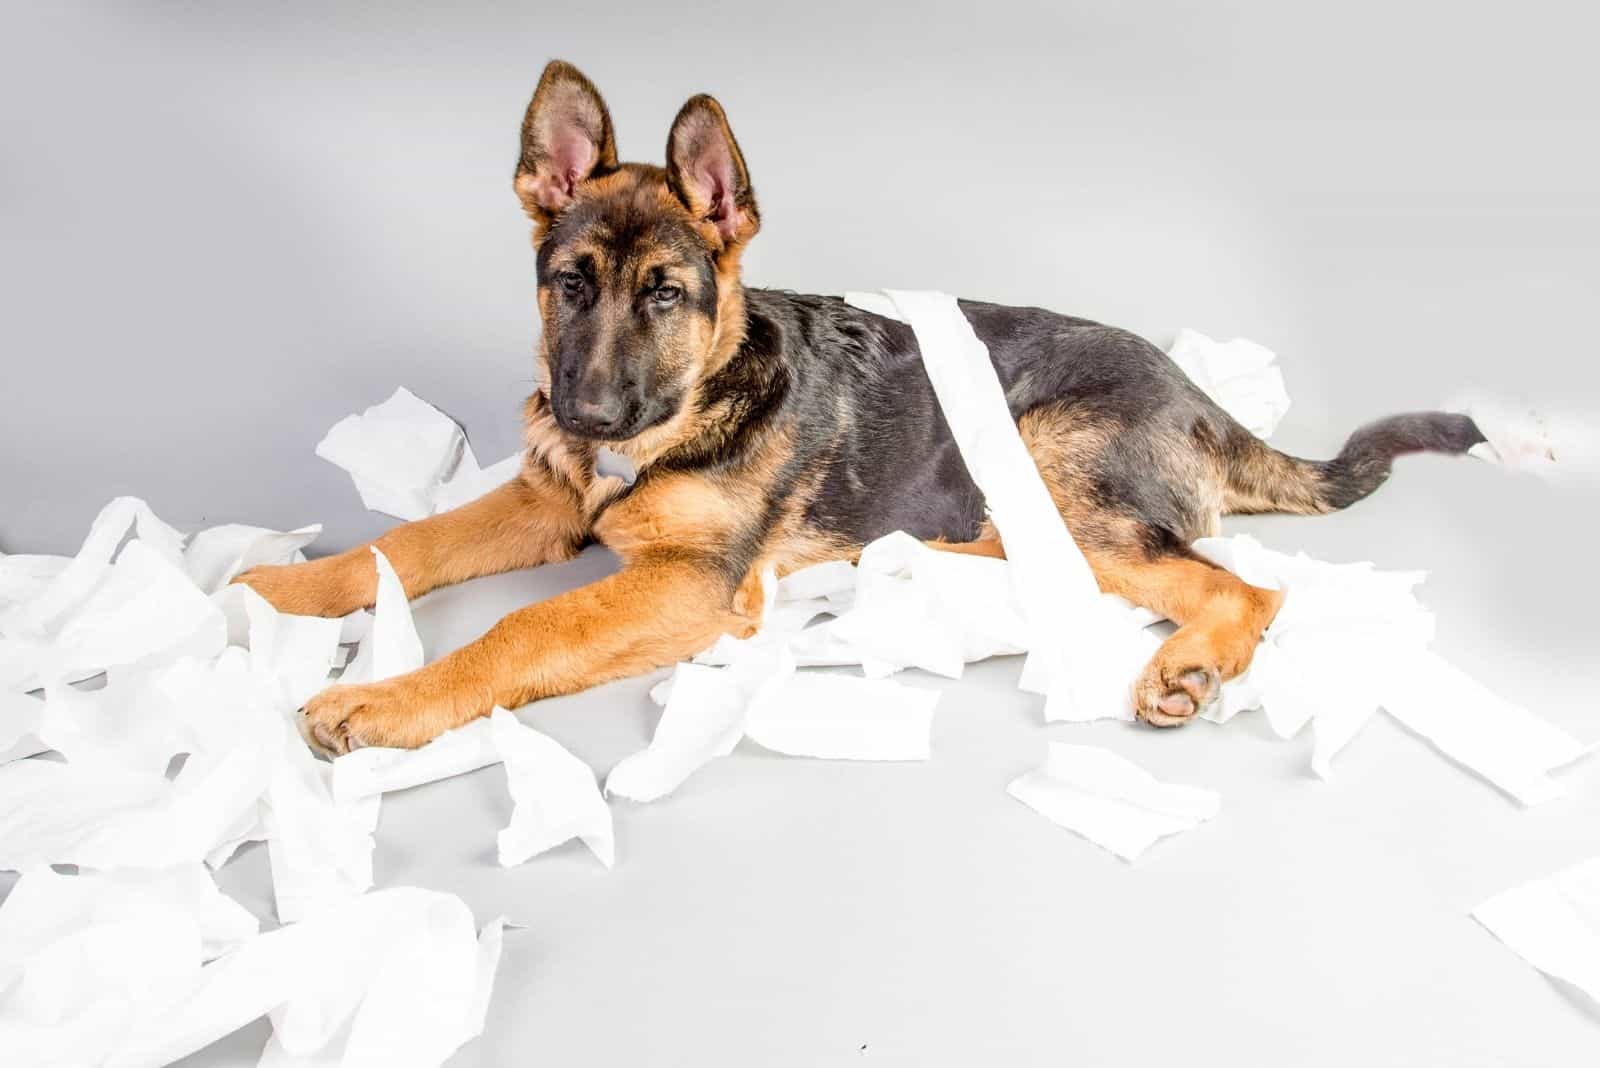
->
(1133, 663), (1220, 727)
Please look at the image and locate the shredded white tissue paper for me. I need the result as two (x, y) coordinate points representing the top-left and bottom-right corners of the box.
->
(1381, 651), (1590, 805)
(745, 669), (938, 761)
(1007, 743), (1220, 861)
(315, 387), (467, 521)
(183, 523), (322, 595)
(0, 553), (72, 610)
(339, 547), (424, 686)
(101, 888), (502, 1068)
(1165, 328), (1292, 439)
(490, 708), (614, 868)
(1473, 856), (1600, 1007)
(316, 385), (526, 519)
(606, 662), (750, 802)
(0, 691), (48, 764)
(333, 716), (501, 804)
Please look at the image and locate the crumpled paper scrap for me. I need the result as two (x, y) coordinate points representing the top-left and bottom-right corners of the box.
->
(96, 888), (503, 1068)
(605, 662), (751, 803)
(491, 708), (614, 868)
(609, 638), (942, 802)
(0, 691), (48, 764)
(0, 866), (262, 1067)
(745, 667), (939, 761)
(1, 498), (228, 693)
(316, 386), (522, 520)
(1165, 328), (1291, 440)
(183, 523), (322, 595)
(339, 547), (424, 686)
(0, 866), (259, 989)
(1473, 856), (1600, 1009)
(1007, 742), (1220, 861)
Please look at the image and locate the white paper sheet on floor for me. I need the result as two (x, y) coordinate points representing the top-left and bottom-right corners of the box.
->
(1006, 742), (1220, 861)
(1473, 856), (1600, 1007)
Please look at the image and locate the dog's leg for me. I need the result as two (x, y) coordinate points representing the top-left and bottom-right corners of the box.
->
(301, 554), (752, 752)
(235, 470), (585, 618)
(1088, 548), (1283, 726)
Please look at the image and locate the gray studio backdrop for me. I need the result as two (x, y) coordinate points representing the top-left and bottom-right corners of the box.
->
(4, 2), (1596, 654)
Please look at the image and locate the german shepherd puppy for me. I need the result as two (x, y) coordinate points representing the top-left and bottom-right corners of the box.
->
(239, 61), (1484, 753)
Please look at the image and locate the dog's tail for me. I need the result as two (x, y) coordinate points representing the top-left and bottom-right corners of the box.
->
(1223, 412), (1486, 516)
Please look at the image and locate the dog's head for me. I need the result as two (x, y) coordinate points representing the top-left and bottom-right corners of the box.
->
(514, 61), (760, 442)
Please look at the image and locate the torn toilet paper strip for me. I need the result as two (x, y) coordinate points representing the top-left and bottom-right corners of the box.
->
(1381, 651), (1591, 806)
(491, 707), (614, 868)
(315, 387), (466, 521)
(97, 888), (503, 1068)
(1006, 742), (1220, 861)
(605, 662), (749, 803)
(183, 523), (322, 595)
(333, 716), (501, 804)
(339, 546), (424, 686)
(1473, 856), (1600, 1007)
(862, 289), (1154, 722)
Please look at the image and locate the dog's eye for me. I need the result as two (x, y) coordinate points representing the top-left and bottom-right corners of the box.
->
(556, 271), (585, 297)
(651, 284), (682, 306)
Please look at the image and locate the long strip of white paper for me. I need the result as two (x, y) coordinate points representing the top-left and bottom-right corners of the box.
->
(1473, 856), (1600, 1007)
(1381, 651), (1590, 805)
(1006, 742), (1220, 861)
(856, 290), (1155, 722)
(490, 708), (614, 868)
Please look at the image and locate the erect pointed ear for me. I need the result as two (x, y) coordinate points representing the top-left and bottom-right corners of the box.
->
(666, 94), (759, 249)
(514, 60), (618, 223)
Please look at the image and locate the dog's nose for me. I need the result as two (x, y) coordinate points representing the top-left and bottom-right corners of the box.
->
(570, 392), (625, 435)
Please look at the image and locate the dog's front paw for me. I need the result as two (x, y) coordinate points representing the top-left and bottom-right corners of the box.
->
(1133, 660), (1220, 727)
(234, 555), (369, 618)
(303, 673), (488, 755)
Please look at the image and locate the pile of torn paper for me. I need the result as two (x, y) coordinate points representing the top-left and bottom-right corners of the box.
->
(0, 498), (618, 1062)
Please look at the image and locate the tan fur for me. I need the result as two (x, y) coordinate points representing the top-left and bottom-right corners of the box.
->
(235, 470), (585, 617)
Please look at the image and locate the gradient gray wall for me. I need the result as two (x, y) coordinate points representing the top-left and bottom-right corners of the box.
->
(5, 1), (1596, 564)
